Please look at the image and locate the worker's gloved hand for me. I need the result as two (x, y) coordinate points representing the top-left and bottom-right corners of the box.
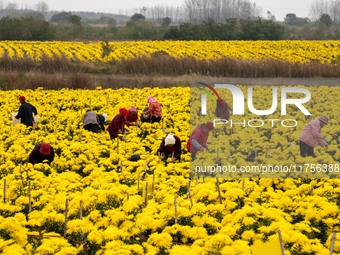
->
(325, 143), (329, 149)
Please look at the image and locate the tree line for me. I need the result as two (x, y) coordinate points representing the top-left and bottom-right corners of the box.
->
(165, 18), (284, 40)
(0, 0), (340, 41)
(1, 13), (340, 41)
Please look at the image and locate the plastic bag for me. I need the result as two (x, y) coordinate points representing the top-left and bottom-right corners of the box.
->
(12, 112), (40, 128)
(142, 113), (150, 119)
(12, 112), (20, 126)
(33, 115), (40, 129)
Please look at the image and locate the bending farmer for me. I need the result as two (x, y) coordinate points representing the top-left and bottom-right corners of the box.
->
(299, 116), (328, 157)
(29, 143), (55, 165)
(186, 122), (214, 161)
(15, 96), (37, 127)
(157, 134), (182, 162)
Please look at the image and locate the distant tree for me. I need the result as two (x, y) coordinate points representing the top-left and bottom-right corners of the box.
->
(35, 1), (49, 13)
(164, 26), (179, 39)
(0, 16), (54, 40)
(115, 19), (163, 40)
(169, 23), (207, 40)
(107, 18), (117, 33)
(68, 15), (82, 39)
(164, 18), (240, 40)
(5, 2), (17, 10)
(319, 13), (332, 27)
(184, 0), (261, 23)
(142, 5), (186, 23)
(69, 14), (81, 26)
(8, 12), (21, 19)
(309, 0), (328, 21)
(266, 11), (276, 21)
(284, 13), (297, 25)
(23, 12), (45, 21)
(240, 18), (285, 40)
(220, 19), (239, 40)
(140, 7), (147, 16)
(129, 13), (145, 24)
(284, 13), (309, 26)
(50, 12), (72, 22)
(309, 0), (340, 24)
(312, 22), (327, 39)
(162, 17), (172, 26)
(98, 16), (110, 23)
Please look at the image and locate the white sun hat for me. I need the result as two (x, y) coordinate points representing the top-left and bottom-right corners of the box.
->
(164, 134), (176, 146)
(102, 113), (108, 122)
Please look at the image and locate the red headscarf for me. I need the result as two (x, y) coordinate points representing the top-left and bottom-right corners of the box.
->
(126, 106), (138, 125)
(119, 108), (129, 116)
(206, 122), (214, 130)
(39, 143), (51, 155)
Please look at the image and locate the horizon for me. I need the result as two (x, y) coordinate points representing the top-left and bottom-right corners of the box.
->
(0, 0), (315, 22)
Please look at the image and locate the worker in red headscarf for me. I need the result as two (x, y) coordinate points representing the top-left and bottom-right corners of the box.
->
(186, 122), (214, 161)
(15, 96), (37, 127)
(107, 108), (129, 140)
(29, 143), (55, 165)
(125, 106), (138, 127)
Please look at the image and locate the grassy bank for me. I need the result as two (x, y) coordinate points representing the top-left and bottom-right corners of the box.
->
(0, 72), (191, 90)
(0, 54), (340, 78)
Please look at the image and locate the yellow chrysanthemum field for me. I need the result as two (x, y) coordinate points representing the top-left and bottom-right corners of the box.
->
(0, 38), (340, 255)
(0, 40), (340, 63)
(0, 40), (340, 254)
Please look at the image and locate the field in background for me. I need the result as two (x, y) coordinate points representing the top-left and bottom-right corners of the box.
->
(0, 41), (340, 88)
(1, 41), (339, 63)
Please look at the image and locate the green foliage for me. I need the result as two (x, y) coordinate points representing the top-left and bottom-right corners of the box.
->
(101, 41), (114, 60)
(107, 18), (117, 33)
(128, 13), (145, 25)
(68, 15), (83, 39)
(50, 11), (72, 23)
(319, 13), (332, 27)
(22, 12), (45, 21)
(68, 15), (82, 26)
(116, 20), (166, 40)
(162, 17), (171, 27)
(312, 22), (327, 40)
(164, 18), (285, 40)
(0, 16), (55, 41)
(1, 10), (339, 42)
(284, 13), (309, 26)
(239, 18), (285, 40)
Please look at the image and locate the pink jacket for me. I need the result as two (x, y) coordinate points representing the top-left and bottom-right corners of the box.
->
(299, 119), (327, 148)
